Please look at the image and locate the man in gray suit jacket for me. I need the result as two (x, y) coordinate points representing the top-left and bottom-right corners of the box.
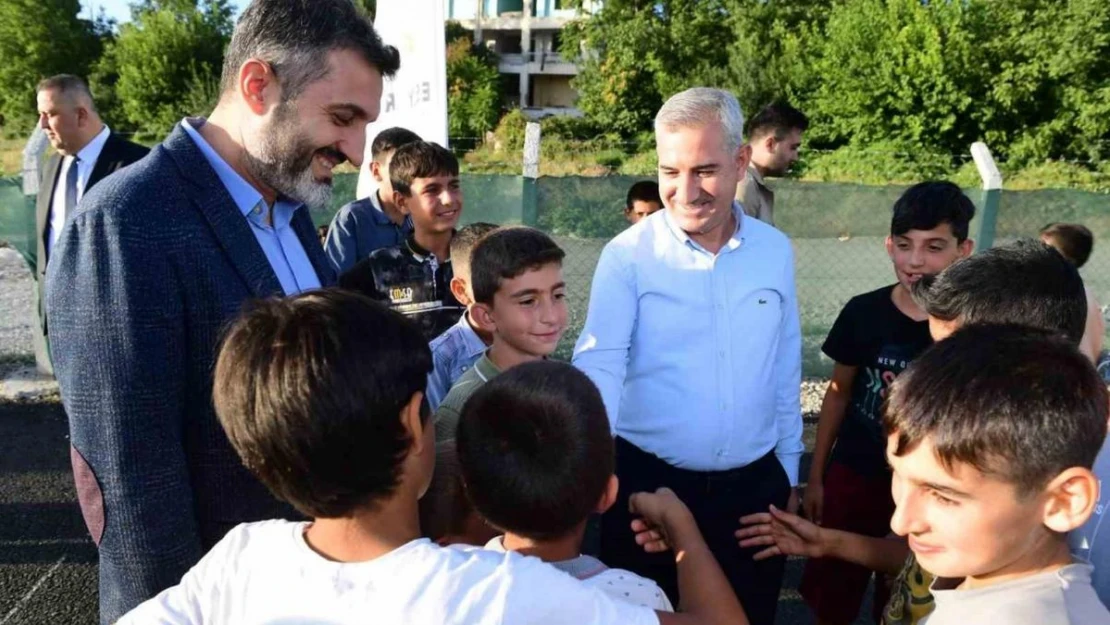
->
(33, 75), (148, 373)
(45, 1), (399, 622)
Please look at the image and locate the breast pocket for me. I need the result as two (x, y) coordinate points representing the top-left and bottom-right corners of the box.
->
(739, 288), (784, 330)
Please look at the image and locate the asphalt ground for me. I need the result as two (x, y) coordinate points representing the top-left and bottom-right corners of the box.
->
(0, 398), (875, 625)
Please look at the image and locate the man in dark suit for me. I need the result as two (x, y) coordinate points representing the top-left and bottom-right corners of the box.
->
(45, 1), (400, 622)
(33, 75), (147, 374)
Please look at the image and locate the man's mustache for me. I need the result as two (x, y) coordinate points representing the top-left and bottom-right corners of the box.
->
(315, 147), (347, 166)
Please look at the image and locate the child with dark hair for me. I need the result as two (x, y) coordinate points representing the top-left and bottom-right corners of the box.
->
(799, 181), (974, 625)
(882, 324), (1109, 624)
(324, 126), (422, 272)
(457, 360), (673, 610)
(1039, 223), (1106, 367)
(338, 141), (465, 340)
(426, 222), (500, 410)
(433, 226), (567, 442)
(119, 289), (748, 625)
(625, 180), (663, 225)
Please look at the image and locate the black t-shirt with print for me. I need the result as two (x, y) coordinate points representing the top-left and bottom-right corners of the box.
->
(824, 284), (934, 476)
(346, 234), (464, 341)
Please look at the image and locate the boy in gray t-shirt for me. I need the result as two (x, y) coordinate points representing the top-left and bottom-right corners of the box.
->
(882, 325), (1110, 625)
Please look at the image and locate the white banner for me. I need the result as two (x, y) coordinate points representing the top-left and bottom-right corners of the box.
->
(358, 0), (449, 199)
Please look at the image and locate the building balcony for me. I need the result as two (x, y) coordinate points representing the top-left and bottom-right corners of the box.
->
(498, 51), (580, 75)
(455, 10), (577, 31)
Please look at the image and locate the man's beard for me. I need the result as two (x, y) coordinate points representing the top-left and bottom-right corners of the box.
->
(242, 103), (344, 211)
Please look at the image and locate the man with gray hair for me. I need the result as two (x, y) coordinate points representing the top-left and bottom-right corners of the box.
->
(574, 87), (803, 624)
(33, 74), (147, 372)
(45, 1), (399, 622)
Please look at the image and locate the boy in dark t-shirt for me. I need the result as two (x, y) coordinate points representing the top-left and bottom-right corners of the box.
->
(799, 182), (975, 625)
(339, 141), (465, 341)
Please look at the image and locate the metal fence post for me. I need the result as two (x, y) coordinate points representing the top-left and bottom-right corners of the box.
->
(522, 121), (541, 226)
(971, 142), (1002, 251)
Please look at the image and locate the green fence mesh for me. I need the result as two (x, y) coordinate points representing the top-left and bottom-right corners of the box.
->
(4, 173), (1108, 376)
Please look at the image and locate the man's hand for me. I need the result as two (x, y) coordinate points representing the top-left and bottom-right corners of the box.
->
(735, 504), (827, 561)
(629, 487), (695, 554)
(802, 481), (823, 523)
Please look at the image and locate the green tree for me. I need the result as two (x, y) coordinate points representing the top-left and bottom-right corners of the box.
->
(354, 0), (376, 20)
(0, 0), (109, 135)
(95, 0), (233, 138)
(446, 24), (503, 138)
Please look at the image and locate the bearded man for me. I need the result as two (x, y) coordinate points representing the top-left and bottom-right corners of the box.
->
(44, 2), (399, 622)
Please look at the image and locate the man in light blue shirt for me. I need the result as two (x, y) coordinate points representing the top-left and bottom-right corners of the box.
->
(573, 87), (803, 625)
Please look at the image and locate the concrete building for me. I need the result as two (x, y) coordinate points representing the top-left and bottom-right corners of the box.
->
(445, 0), (600, 117)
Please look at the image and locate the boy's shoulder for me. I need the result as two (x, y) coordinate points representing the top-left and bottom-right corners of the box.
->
(843, 284), (898, 313)
(930, 564), (1110, 624)
(585, 566), (674, 612)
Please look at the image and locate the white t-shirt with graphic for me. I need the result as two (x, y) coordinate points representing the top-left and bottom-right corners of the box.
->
(484, 536), (674, 612)
(118, 520), (661, 625)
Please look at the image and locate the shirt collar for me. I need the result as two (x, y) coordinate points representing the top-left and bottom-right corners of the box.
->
(405, 232), (452, 264)
(455, 312), (489, 357)
(180, 117), (303, 219)
(660, 202), (746, 254)
(368, 190), (413, 229)
(474, 352), (502, 382)
(747, 165), (770, 189)
(75, 125), (111, 168)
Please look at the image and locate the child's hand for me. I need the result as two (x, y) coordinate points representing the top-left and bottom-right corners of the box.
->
(735, 504), (826, 561)
(628, 487), (694, 554)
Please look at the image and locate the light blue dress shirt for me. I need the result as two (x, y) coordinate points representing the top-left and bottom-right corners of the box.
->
(181, 118), (320, 295)
(573, 204), (804, 484)
(426, 311), (488, 411)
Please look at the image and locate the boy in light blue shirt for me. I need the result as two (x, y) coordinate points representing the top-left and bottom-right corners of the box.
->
(426, 222), (499, 409)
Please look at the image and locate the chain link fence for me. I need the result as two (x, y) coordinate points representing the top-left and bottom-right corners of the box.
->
(3, 172), (1109, 376)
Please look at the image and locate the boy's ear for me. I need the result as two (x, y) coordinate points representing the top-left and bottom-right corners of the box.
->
(450, 276), (472, 307)
(958, 238), (975, 258)
(393, 191), (411, 215)
(885, 235), (895, 259)
(470, 302), (497, 333)
(401, 391), (428, 456)
(1042, 467), (1099, 534)
(596, 475), (619, 515)
(370, 160), (384, 183)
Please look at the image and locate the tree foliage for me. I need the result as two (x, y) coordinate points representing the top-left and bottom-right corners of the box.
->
(0, 0), (108, 136)
(445, 23), (503, 139)
(93, 0), (233, 139)
(568, 0), (1110, 164)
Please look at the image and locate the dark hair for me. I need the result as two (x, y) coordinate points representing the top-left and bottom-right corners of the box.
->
(36, 74), (96, 109)
(470, 227), (565, 305)
(912, 239), (1087, 344)
(1041, 223), (1094, 268)
(884, 324), (1108, 496)
(890, 181), (976, 242)
(457, 361), (614, 540)
(450, 222), (500, 279)
(372, 127), (423, 163)
(625, 180), (662, 210)
(418, 442), (474, 541)
(221, 0), (400, 100)
(213, 289), (432, 518)
(745, 101), (809, 141)
(389, 141), (460, 196)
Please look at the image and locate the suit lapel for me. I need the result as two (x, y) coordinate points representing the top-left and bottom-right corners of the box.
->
(86, 133), (119, 189)
(162, 125), (284, 298)
(291, 210), (336, 286)
(36, 155), (62, 271)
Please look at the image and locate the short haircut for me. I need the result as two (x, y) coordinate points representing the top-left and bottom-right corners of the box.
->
(626, 180), (662, 210)
(884, 324), (1108, 496)
(36, 74), (96, 110)
(457, 360), (614, 540)
(912, 239), (1087, 344)
(1041, 222), (1094, 268)
(890, 181), (976, 242)
(745, 101), (809, 141)
(450, 222), (500, 280)
(221, 0), (400, 101)
(470, 227), (565, 305)
(656, 87), (745, 155)
(372, 127), (423, 163)
(213, 289), (432, 518)
(388, 141), (460, 196)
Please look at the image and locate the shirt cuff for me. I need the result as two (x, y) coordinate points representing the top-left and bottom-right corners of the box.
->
(775, 450), (802, 487)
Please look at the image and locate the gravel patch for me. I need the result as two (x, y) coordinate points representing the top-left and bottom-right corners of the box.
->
(0, 246), (35, 361)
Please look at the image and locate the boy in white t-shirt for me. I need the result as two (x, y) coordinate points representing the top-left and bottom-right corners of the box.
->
(118, 289), (748, 625)
(456, 360), (674, 611)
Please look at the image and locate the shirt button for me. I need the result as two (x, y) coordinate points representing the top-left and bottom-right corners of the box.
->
(718, 350), (726, 358)
(253, 204), (262, 215)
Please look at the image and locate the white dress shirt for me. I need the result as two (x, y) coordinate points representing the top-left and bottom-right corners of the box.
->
(47, 125), (111, 257)
(573, 204), (804, 484)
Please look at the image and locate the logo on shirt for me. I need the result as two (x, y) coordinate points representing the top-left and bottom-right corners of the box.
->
(389, 287), (415, 305)
(758, 299), (768, 304)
